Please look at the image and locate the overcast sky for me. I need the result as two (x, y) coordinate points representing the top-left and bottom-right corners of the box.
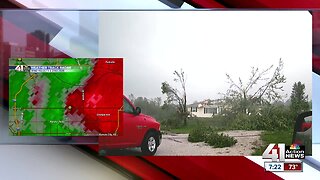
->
(100, 11), (312, 104)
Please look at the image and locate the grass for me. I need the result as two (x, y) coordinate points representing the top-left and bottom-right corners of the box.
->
(252, 130), (293, 155)
(187, 126), (237, 147)
(169, 126), (194, 134)
(164, 116), (231, 134)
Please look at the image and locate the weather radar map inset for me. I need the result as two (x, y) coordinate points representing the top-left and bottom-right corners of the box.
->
(9, 58), (123, 136)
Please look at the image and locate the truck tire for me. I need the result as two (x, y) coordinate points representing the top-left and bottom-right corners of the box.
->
(141, 132), (158, 155)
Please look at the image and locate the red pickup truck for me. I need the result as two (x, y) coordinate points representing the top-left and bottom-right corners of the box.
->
(99, 96), (162, 155)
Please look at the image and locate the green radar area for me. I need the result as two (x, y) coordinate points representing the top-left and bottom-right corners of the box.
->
(8, 58), (124, 136)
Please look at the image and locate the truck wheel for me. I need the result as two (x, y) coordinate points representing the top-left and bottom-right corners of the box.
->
(141, 133), (158, 155)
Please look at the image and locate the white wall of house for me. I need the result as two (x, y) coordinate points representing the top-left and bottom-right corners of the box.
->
(188, 106), (220, 118)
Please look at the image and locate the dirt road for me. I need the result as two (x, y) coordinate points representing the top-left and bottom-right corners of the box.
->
(156, 130), (262, 156)
(103, 130), (262, 156)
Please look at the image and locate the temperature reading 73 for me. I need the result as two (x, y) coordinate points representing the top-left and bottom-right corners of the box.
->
(289, 164), (298, 170)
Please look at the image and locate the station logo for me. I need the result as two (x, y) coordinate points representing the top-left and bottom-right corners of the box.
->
(285, 144), (305, 159)
(262, 143), (305, 162)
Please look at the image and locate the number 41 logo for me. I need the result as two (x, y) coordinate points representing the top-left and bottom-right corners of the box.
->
(262, 143), (285, 162)
(15, 65), (28, 72)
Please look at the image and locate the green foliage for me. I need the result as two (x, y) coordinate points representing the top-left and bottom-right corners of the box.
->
(131, 93), (299, 134)
(128, 95), (183, 129)
(188, 126), (209, 142)
(168, 116), (232, 134)
(290, 81), (310, 116)
(205, 131), (237, 148)
(166, 103), (297, 133)
(231, 105), (294, 131)
(188, 126), (237, 148)
(161, 114), (183, 129)
(133, 96), (162, 117)
(252, 130), (293, 155)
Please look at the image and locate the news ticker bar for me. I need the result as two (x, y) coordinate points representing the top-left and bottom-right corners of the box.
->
(264, 162), (303, 172)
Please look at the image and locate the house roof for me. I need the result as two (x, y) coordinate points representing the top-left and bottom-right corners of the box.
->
(187, 99), (223, 108)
